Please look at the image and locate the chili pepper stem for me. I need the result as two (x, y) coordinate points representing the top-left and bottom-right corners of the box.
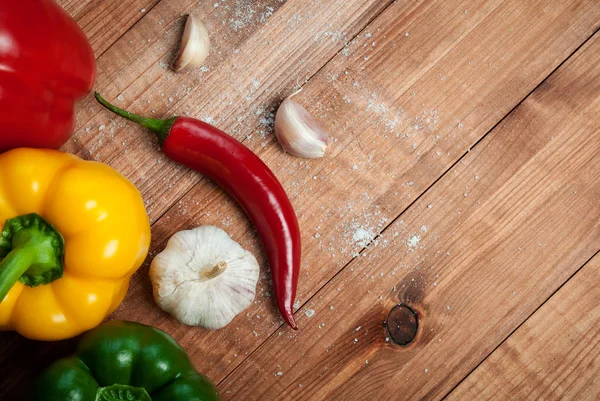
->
(94, 92), (176, 145)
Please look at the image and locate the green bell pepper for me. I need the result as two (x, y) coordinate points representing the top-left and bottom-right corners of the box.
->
(31, 321), (220, 401)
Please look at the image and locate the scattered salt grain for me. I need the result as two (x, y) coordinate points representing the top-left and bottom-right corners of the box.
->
(202, 116), (216, 125)
(304, 309), (315, 318)
(352, 227), (375, 248)
(407, 234), (420, 248)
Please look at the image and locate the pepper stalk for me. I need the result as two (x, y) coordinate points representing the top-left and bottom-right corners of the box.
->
(0, 213), (64, 302)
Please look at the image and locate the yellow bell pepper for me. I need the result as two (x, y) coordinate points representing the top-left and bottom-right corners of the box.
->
(0, 148), (150, 340)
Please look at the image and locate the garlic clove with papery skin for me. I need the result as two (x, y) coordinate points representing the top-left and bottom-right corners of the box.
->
(149, 226), (259, 330)
(274, 91), (330, 158)
(173, 14), (210, 72)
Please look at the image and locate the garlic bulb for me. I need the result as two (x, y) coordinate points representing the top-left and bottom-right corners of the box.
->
(274, 91), (330, 158)
(150, 226), (259, 329)
(173, 15), (210, 72)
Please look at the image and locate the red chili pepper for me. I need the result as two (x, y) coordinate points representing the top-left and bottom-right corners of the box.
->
(95, 92), (300, 330)
(0, 0), (95, 152)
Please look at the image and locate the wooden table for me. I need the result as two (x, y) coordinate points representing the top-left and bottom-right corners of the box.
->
(1, 0), (599, 400)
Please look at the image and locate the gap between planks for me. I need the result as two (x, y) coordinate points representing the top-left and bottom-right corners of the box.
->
(443, 248), (600, 400)
(58, 0), (162, 56)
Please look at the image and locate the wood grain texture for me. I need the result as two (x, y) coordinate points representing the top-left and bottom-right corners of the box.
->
(57, 0), (161, 55)
(0, 0), (393, 396)
(63, 0), (393, 220)
(0, 0), (599, 399)
(217, 32), (600, 399)
(108, 0), (598, 387)
(447, 252), (600, 401)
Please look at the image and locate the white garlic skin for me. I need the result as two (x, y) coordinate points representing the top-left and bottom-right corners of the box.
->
(150, 226), (259, 330)
(274, 96), (330, 158)
(173, 15), (210, 72)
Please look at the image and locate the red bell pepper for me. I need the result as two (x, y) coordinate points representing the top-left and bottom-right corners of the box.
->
(0, 0), (95, 152)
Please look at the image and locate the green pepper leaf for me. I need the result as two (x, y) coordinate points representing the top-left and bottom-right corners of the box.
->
(96, 384), (152, 401)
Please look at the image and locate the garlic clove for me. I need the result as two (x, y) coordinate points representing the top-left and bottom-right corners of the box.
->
(173, 14), (210, 72)
(150, 226), (259, 330)
(274, 92), (330, 158)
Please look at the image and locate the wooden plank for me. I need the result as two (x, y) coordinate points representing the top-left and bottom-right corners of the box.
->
(110, 0), (598, 385)
(447, 252), (600, 401)
(56, 0), (161, 56)
(216, 32), (600, 400)
(0, 0), (597, 399)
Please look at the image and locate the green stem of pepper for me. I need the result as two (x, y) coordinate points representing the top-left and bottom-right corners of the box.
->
(0, 213), (64, 302)
(96, 384), (153, 401)
(94, 92), (176, 145)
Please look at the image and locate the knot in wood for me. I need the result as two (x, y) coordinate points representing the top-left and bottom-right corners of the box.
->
(386, 304), (418, 346)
